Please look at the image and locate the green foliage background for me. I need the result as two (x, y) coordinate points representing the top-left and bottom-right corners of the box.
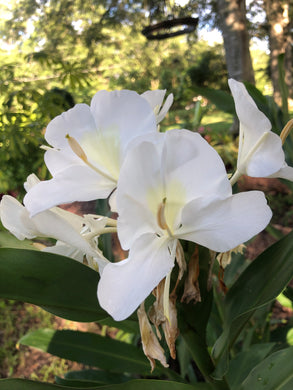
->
(0, 0), (271, 194)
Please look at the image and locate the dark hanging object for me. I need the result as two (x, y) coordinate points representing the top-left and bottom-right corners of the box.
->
(142, 16), (198, 40)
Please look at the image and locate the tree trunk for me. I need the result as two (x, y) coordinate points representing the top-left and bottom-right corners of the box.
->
(216, 0), (255, 84)
(263, 0), (293, 105)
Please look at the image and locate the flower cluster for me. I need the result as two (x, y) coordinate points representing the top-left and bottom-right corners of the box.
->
(1, 80), (293, 369)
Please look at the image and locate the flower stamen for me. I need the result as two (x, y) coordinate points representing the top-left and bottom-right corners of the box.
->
(66, 134), (115, 183)
(280, 119), (293, 145)
(157, 197), (173, 237)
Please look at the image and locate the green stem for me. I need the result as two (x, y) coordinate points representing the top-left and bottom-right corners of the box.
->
(181, 330), (230, 389)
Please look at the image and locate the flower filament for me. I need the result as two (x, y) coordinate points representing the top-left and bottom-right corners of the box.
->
(280, 119), (293, 145)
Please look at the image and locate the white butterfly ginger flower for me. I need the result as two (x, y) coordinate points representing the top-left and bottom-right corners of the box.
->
(228, 79), (293, 185)
(97, 129), (272, 320)
(24, 89), (159, 216)
(0, 174), (109, 272)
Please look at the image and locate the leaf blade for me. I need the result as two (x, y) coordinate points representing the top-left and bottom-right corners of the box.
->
(0, 248), (105, 322)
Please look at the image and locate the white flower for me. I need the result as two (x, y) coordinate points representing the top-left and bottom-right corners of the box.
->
(24, 90), (158, 216)
(97, 129), (272, 320)
(141, 90), (173, 125)
(228, 79), (293, 184)
(0, 174), (109, 271)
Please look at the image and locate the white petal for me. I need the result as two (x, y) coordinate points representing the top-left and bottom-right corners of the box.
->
(163, 130), (231, 202)
(117, 136), (165, 249)
(179, 191), (272, 252)
(44, 148), (80, 176)
(228, 79), (271, 140)
(0, 196), (39, 239)
(228, 79), (272, 166)
(32, 210), (99, 258)
(270, 164), (293, 181)
(43, 241), (84, 262)
(108, 189), (117, 212)
(24, 174), (40, 192)
(156, 93), (174, 124)
(45, 104), (95, 148)
(141, 90), (173, 124)
(245, 132), (285, 177)
(24, 165), (115, 216)
(97, 234), (174, 321)
(90, 90), (157, 156)
(141, 90), (167, 111)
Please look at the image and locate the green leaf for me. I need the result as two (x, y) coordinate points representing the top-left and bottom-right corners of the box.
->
(0, 231), (38, 250)
(244, 81), (284, 132)
(192, 87), (235, 115)
(240, 347), (293, 390)
(98, 316), (139, 335)
(226, 343), (275, 390)
(0, 378), (212, 390)
(0, 248), (106, 322)
(56, 369), (131, 387)
(212, 230), (293, 378)
(19, 328), (157, 375)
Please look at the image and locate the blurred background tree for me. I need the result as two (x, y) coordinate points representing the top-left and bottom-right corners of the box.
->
(0, 0), (291, 193)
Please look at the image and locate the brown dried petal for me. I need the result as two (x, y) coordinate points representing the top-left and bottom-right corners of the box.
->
(181, 246), (201, 304)
(162, 296), (179, 360)
(137, 302), (169, 372)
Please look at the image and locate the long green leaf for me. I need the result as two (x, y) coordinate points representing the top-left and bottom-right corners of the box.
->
(0, 378), (212, 390)
(240, 347), (293, 390)
(212, 230), (293, 377)
(55, 369), (131, 387)
(19, 328), (157, 375)
(226, 343), (275, 390)
(0, 248), (105, 322)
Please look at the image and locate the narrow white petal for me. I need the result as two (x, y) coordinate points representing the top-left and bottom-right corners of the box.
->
(179, 191), (272, 252)
(156, 93), (174, 124)
(97, 234), (174, 321)
(228, 79), (271, 139)
(228, 79), (272, 168)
